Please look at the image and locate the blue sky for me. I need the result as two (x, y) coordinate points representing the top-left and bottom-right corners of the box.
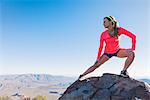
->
(0, 0), (150, 78)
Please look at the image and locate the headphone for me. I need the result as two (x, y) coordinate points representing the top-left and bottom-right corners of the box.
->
(107, 16), (115, 23)
(106, 16), (118, 26)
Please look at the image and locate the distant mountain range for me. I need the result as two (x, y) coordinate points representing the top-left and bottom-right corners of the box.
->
(0, 74), (76, 82)
(0, 74), (76, 99)
(138, 78), (150, 84)
(0, 74), (76, 88)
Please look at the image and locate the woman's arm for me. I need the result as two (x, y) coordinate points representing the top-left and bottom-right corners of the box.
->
(97, 34), (104, 60)
(78, 34), (105, 80)
(120, 27), (136, 50)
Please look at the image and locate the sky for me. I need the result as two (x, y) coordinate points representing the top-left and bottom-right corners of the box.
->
(0, 0), (150, 78)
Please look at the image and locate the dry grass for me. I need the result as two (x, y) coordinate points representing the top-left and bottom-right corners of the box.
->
(0, 95), (52, 100)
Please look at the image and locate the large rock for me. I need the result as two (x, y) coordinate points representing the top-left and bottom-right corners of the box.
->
(59, 73), (150, 100)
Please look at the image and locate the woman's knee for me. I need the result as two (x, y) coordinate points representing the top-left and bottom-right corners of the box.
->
(128, 51), (135, 58)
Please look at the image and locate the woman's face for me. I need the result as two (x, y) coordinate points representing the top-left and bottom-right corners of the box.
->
(103, 18), (111, 28)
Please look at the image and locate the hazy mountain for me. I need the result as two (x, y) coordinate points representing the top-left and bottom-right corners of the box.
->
(0, 74), (76, 86)
(0, 74), (76, 99)
(138, 78), (150, 84)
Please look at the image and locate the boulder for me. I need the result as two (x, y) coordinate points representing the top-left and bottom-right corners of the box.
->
(59, 73), (150, 100)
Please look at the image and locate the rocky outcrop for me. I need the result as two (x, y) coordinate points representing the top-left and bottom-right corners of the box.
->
(59, 73), (150, 100)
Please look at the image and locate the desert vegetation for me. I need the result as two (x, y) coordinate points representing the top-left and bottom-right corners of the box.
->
(0, 95), (47, 100)
(0, 96), (11, 100)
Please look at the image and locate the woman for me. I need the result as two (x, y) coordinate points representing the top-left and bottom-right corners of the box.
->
(79, 16), (136, 79)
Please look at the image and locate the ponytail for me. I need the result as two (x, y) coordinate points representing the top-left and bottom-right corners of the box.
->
(113, 21), (118, 37)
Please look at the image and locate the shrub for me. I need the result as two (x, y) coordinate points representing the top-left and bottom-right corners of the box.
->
(32, 95), (47, 100)
(0, 96), (11, 100)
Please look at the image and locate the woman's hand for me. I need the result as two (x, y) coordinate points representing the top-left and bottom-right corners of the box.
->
(126, 48), (134, 52)
(78, 74), (84, 80)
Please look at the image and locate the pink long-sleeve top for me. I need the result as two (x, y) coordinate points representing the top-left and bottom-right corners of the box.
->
(97, 27), (136, 60)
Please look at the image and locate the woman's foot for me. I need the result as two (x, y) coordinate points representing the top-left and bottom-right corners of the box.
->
(120, 70), (129, 78)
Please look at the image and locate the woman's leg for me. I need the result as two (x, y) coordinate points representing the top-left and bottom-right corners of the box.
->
(81, 54), (110, 77)
(117, 49), (135, 71)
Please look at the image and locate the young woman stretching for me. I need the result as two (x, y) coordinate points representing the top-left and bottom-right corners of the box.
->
(79, 16), (136, 79)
